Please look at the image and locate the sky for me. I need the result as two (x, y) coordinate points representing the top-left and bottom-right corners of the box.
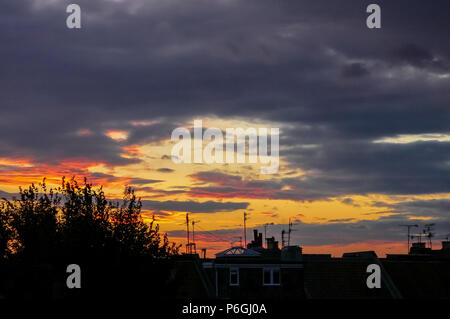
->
(1, 0), (450, 257)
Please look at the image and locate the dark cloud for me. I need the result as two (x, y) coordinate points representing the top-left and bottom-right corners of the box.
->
(392, 199), (450, 219)
(341, 63), (369, 78)
(341, 198), (359, 207)
(130, 178), (163, 185)
(156, 168), (175, 173)
(190, 171), (243, 186)
(284, 140), (450, 196)
(187, 150), (450, 200)
(85, 172), (125, 183)
(133, 186), (186, 197)
(187, 171), (330, 201)
(1, 0), (450, 202)
(390, 44), (450, 72)
(141, 199), (249, 213)
(0, 190), (14, 199)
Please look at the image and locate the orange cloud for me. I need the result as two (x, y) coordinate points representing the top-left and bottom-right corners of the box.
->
(106, 130), (129, 141)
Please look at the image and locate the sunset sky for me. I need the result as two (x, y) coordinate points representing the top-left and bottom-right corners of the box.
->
(1, 0), (450, 257)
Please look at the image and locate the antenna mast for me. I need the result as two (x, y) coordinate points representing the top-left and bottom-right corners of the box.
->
(231, 236), (243, 247)
(424, 223), (435, 249)
(399, 224), (418, 253)
(186, 213), (190, 253)
(287, 217), (298, 246)
(191, 220), (200, 254)
(243, 212), (248, 247)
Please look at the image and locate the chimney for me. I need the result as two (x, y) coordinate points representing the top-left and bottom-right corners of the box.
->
(266, 237), (279, 250)
(247, 229), (263, 249)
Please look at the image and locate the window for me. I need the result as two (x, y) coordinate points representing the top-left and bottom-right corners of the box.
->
(263, 269), (271, 285)
(263, 267), (280, 286)
(230, 267), (239, 286)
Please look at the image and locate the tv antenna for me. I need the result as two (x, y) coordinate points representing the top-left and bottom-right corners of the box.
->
(231, 236), (243, 247)
(411, 233), (427, 244)
(243, 212), (249, 247)
(287, 217), (298, 246)
(399, 224), (418, 253)
(185, 213), (190, 253)
(281, 230), (286, 248)
(191, 219), (200, 254)
(183, 213), (197, 254)
(423, 223), (435, 249)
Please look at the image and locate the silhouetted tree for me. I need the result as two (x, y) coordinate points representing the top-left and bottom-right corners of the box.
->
(0, 201), (13, 261)
(59, 177), (115, 263)
(0, 177), (180, 299)
(4, 180), (60, 263)
(111, 187), (178, 258)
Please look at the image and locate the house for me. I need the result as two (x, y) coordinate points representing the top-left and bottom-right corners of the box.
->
(202, 230), (305, 299)
(174, 231), (450, 299)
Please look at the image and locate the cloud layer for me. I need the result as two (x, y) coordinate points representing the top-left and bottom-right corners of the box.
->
(2, 0), (450, 251)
